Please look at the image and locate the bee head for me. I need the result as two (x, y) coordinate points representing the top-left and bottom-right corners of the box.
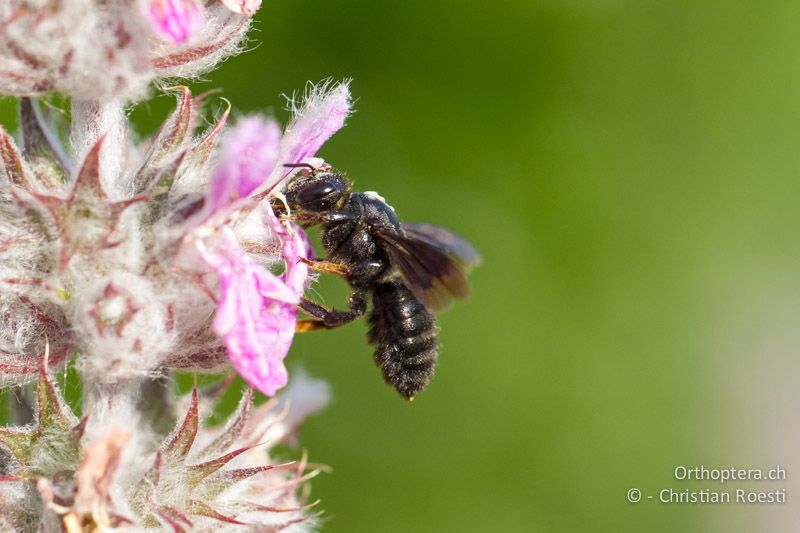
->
(284, 168), (349, 213)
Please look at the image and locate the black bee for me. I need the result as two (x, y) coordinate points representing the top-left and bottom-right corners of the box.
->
(275, 164), (480, 400)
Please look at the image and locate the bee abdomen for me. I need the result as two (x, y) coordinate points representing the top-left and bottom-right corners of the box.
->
(368, 280), (439, 399)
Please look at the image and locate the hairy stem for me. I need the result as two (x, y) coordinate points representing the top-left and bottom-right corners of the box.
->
(69, 98), (142, 434)
(82, 378), (143, 437)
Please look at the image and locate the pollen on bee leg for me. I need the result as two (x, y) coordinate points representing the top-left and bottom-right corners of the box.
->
(296, 319), (329, 332)
(271, 191), (291, 218)
(299, 258), (351, 277)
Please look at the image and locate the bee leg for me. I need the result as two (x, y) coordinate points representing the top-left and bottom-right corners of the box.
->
(294, 211), (355, 225)
(298, 291), (367, 331)
(349, 261), (383, 285)
(321, 212), (356, 224)
(299, 258), (351, 278)
(296, 319), (330, 332)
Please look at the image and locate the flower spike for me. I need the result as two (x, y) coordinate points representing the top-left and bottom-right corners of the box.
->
(0, 1), (349, 525)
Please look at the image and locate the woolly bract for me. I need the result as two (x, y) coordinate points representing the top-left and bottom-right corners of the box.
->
(0, 354), (329, 530)
(0, 0), (254, 101)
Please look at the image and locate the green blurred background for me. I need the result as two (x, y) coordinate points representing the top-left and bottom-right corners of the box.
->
(197, 1), (800, 531)
(9, 0), (800, 530)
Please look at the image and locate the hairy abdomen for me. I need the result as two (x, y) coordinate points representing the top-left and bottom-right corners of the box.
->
(368, 279), (438, 399)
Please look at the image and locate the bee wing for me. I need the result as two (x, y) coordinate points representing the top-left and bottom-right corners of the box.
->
(373, 223), (478, 312)
(400, 223), (482, 268)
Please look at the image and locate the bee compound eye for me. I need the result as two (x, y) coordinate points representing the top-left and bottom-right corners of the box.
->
(293, 176), (347, 211)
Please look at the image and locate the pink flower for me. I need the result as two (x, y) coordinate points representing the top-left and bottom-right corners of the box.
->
(265, 80), (353, 193)
(197, 222), (312, 396)
(146, 0), (205, 44)
(207, 117), (281, 214)
(197, 81), (353, 395)
(206, 81), (353, 216)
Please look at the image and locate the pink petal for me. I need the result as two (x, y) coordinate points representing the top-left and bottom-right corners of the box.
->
(263, 81), (353, 194)
(208, 117), (281, 215)
(264, 205), (314, 291)
(198, 229), (304, 396)
(219, 0), (263, 15)
(147, 0), (205, 45)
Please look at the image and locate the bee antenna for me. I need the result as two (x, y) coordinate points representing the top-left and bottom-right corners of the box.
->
(283, 163), (318, 171)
